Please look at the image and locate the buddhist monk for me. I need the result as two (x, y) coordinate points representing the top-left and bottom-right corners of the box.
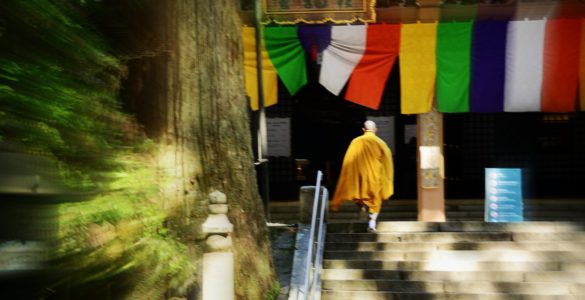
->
(331, 120), (394, 233)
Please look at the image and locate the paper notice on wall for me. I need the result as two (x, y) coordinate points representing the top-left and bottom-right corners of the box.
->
(267, 118), (291, 157)
(420, 145), (442, 188)
(419, 146), (440, 169)
(367, 116), (395, 153)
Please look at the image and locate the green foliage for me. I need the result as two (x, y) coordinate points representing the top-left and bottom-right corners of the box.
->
(0, 0), (125, 188)
(0, 1), (196, 298)
(266, 281), (281, 300)
(55, 153), (196, 297)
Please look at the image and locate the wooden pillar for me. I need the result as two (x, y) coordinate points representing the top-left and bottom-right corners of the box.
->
(417, 108), (446, 221)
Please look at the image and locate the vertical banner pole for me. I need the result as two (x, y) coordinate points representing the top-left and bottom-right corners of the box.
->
(255, 0), (270, 220)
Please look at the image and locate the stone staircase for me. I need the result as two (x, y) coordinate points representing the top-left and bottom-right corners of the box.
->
(269, 199), (585, 223)
(320, 221), (585, 300)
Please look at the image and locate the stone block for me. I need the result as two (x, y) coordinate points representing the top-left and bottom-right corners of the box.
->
(209, 204), (228, 214)
(209, 190), (227, 204)
(206, 235), (232, 252)
(202, 214), (233, 233)
(203, 252), (234, 300)
(299, 186), (328, 224)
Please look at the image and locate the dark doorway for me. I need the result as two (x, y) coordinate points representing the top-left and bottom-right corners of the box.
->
(262, 60), (418, 201)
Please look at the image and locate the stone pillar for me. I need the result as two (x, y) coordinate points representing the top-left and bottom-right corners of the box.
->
(299, 186), (328, 224)
(201, 191), (234, 300)
(417, 108), (446, 221)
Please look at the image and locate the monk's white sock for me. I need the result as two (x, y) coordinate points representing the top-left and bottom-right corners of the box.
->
(368, 213), (379, 229)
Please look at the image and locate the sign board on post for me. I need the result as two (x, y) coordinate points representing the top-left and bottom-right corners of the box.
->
(485, 168), (523, 222)
(267, 117), (291, 157)
(263, 0), (377, 24)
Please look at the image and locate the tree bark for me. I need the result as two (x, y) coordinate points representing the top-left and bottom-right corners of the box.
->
(115, 1), (276, 298)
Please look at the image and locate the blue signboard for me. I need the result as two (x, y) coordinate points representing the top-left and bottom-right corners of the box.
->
(485, 168), (523, 222)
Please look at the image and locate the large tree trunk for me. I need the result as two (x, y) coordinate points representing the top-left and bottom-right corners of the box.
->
(115, 1), (276, 298)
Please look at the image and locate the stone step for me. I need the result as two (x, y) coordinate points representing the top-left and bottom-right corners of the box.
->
(321, 280), (579, 295)
(326, 221), (585, 233)
(326, 232), (513, 243)
(323, 260), (572, 271)
(323, 250), (585, 262)
(512, 232), (585, 242)
(321, 269), (585, 282)
(325, 241), (585, 251)
(321, 290), (579, 300)
(271, 211), (585, 223)
(326, 231), (585, 243)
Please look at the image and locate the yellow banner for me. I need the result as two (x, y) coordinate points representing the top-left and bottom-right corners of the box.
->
(400, 23), (438, 115)
(243, 27), (278, 111)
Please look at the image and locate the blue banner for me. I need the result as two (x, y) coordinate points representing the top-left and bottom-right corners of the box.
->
(485, 168), (523, 222)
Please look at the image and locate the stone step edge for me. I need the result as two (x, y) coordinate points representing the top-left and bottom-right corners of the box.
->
(322, 259), (579, 271)
(320, 279), (584, 294)
(320, 290), (580, 299)
(321, 269), (585, 282)
(326, 221), (585, 231)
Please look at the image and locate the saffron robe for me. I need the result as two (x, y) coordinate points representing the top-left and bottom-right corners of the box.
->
(332, 131), (394, 213)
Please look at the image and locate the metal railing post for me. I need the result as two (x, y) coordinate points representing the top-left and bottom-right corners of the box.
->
(301, 171), (323, 299)
(311, 188), (328, 299)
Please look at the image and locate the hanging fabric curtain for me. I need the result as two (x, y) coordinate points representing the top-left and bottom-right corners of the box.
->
(436, 21), (473, 113)
(319, 25), (367, 96)
(580, 19), (585, 111)
(541, 18), (581, 112)
(264, 26), (308, 95)
(399, 23), (437, 115)
(345, 24), (401, 110)
(504, 20), (546, 112)
(470, 20), (508, 113)
(242, 27), (278, 111)
(297, 25), (331, 62)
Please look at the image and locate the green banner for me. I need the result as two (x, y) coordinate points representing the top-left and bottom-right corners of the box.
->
(436, 21), (473, 113)
(264, 26), (307, 95)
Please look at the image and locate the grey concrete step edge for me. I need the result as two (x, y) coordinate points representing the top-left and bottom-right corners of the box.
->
(323, 241), (585, 251)
(320, 290), (579, 300)
(323, 259), (583, 271)
(326, 232), (585, 242)
(323, 250), (585, 261)
(321, 269), (585, 282)
(326, 232), (514, 243)
(269, 199), (585, 207)
(326, 221), (585, 233)
(321, 279), (583, 295)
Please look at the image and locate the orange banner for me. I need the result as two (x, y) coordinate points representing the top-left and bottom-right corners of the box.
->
(541, 18), (581, 112)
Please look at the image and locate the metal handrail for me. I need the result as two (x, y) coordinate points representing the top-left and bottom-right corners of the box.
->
(312, 188), (328, 299)
(301, 170), (328, 300)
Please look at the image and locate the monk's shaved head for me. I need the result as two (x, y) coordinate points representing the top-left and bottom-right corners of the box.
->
(364, 120), (377, 131)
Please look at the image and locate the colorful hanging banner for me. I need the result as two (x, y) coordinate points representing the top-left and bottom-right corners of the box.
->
(319, 25), (367, 96)
(297, 25), (331, 61)
(471, 20), (508, 113)
(436, 21), (473, 113)
(504, 20), (546, 112)
(345, 24), (401, 110)
(262, 0), (376, 24)
(264, 26), (308, 95)
(541, 18), (581, 112)
(243, 27), (278, 111)
(399, 23), (437, 115)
